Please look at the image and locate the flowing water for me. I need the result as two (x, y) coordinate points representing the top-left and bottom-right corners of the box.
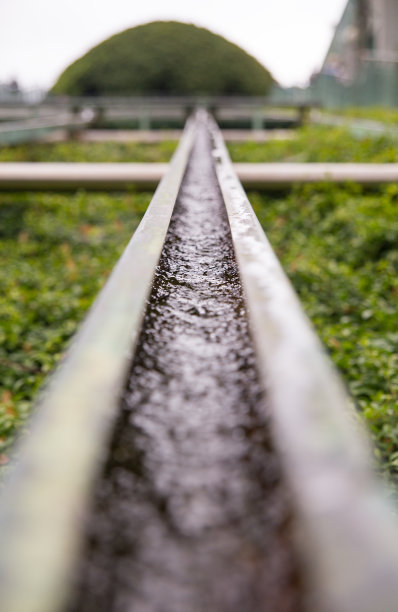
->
(67, 121), (302, 612)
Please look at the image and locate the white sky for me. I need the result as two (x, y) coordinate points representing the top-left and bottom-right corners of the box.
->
(0, 0), (348, 91)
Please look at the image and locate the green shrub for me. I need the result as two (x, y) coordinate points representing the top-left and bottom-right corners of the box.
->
(51, 21), (274, 96)
(228, 126), (398, 163)
(0, 141), (177, 162)
(249, 182), (398, 494)
(2, 128), (398, 496)
(0, 190), (150, 465)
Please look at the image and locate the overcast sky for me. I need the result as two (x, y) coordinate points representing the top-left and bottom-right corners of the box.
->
(0, 0), (348, 91)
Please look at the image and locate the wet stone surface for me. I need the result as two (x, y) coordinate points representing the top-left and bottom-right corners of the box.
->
(67, 122), (302, 612)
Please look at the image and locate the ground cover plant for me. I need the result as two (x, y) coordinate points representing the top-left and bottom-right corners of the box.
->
(229, 127), (398, 494)
(0, 140), (177, 163)
(0, 190), (151, 469)
(1, 125), (398, 494)
(247, 183), (398, 496)
(329, 107), (398, 125)
(0, 141), (175, 469)
(228, 125), (398, 163)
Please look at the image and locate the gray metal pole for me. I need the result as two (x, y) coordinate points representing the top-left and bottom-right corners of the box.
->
(1, 162), (398, 191)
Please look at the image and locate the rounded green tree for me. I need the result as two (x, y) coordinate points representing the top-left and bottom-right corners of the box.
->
(51, 21), (274, 96)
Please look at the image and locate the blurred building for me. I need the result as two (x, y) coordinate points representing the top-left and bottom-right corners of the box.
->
(0, 80), (45, 104)
(271, 0), (398, 108)
(323, 0), (398, 80)
(316, 0), (398, 106)
(369, 0), (398, 59)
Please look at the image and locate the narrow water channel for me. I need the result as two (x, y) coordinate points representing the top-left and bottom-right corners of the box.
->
(67, 121), (302, 612)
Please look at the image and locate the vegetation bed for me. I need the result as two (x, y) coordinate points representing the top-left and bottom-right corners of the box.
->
(0, 140), (177, 163)
(249, 183), (398, 493)
(0, 190), (150, 466)
(228, 125), (398, 163)
(326, 107), (398, 125)
(1, 128), (398, 494)
(230, 127), (398, 493)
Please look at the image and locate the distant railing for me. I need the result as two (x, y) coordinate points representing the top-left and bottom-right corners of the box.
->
(0, 95), (312, 136)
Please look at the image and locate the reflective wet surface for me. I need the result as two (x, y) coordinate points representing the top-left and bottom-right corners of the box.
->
(67, 121), (302, 612)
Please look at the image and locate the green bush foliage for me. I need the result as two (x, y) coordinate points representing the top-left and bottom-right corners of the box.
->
(229, 129), (398, 493)
(0, 141), (177, 163)
(330, 107), (398, 124)
(0, 190), (151, 467)
(2, 127), (398, 495)
(51, 21), (274, 96)
(0, 140), (175, 468)
(248, 183), (398, 494)
(228, 126), (398, 163)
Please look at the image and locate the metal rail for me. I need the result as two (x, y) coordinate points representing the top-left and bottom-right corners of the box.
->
(235, 162), (398, 188)
(0, 116), (196, 612)
(1, 161), (398, 191)
(210, 113), (398, 612)
(0, 96), (309, 135)
(0, 95), (310, 112)
(1, 112), (398, 612)
(0, 162), (169, 191)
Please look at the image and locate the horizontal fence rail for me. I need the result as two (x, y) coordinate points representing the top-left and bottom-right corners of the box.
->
(234, 162), (398, 187)
(0, 94), (310, 111)
(0, 162), (169, 190)
(0, 112), (398, 612)
(1, 162), (398, 191)
(0, 95), (310, 137)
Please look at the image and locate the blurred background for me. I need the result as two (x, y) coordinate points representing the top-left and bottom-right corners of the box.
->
(0, 0), (347, 91)
(2, 0), (398, 107)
